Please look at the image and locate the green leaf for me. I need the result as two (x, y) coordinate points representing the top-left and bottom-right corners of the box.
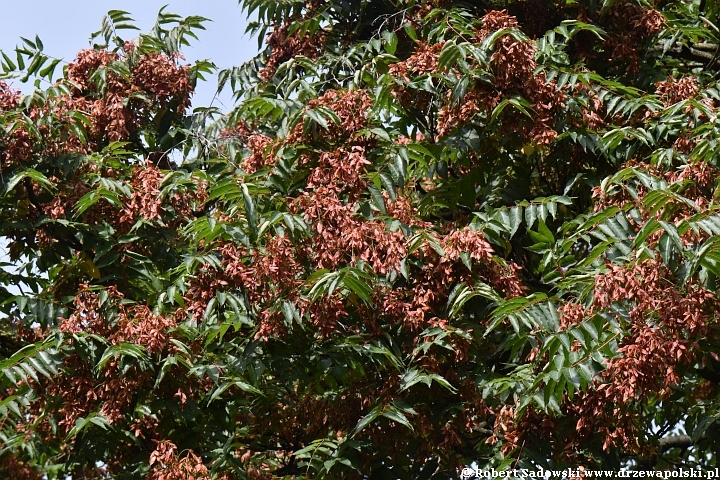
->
(381, 407), (414, 431)
(5, 168), (56, 195)
(241, 183), (258, 240)
(351, 406), (382, 437)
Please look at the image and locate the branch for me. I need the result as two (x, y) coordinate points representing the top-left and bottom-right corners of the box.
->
(634, 434), (698, 469)
(658, 434), (693, 452)
(651, 41), (720, 69)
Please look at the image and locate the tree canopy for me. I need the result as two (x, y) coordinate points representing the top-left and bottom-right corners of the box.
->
(2, 0), (720, 478)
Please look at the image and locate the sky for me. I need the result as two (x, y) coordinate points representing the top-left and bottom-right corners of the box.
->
(0, 0), (260, 110)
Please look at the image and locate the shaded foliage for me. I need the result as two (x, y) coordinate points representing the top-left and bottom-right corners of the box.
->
(2, 0), (720, 478)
